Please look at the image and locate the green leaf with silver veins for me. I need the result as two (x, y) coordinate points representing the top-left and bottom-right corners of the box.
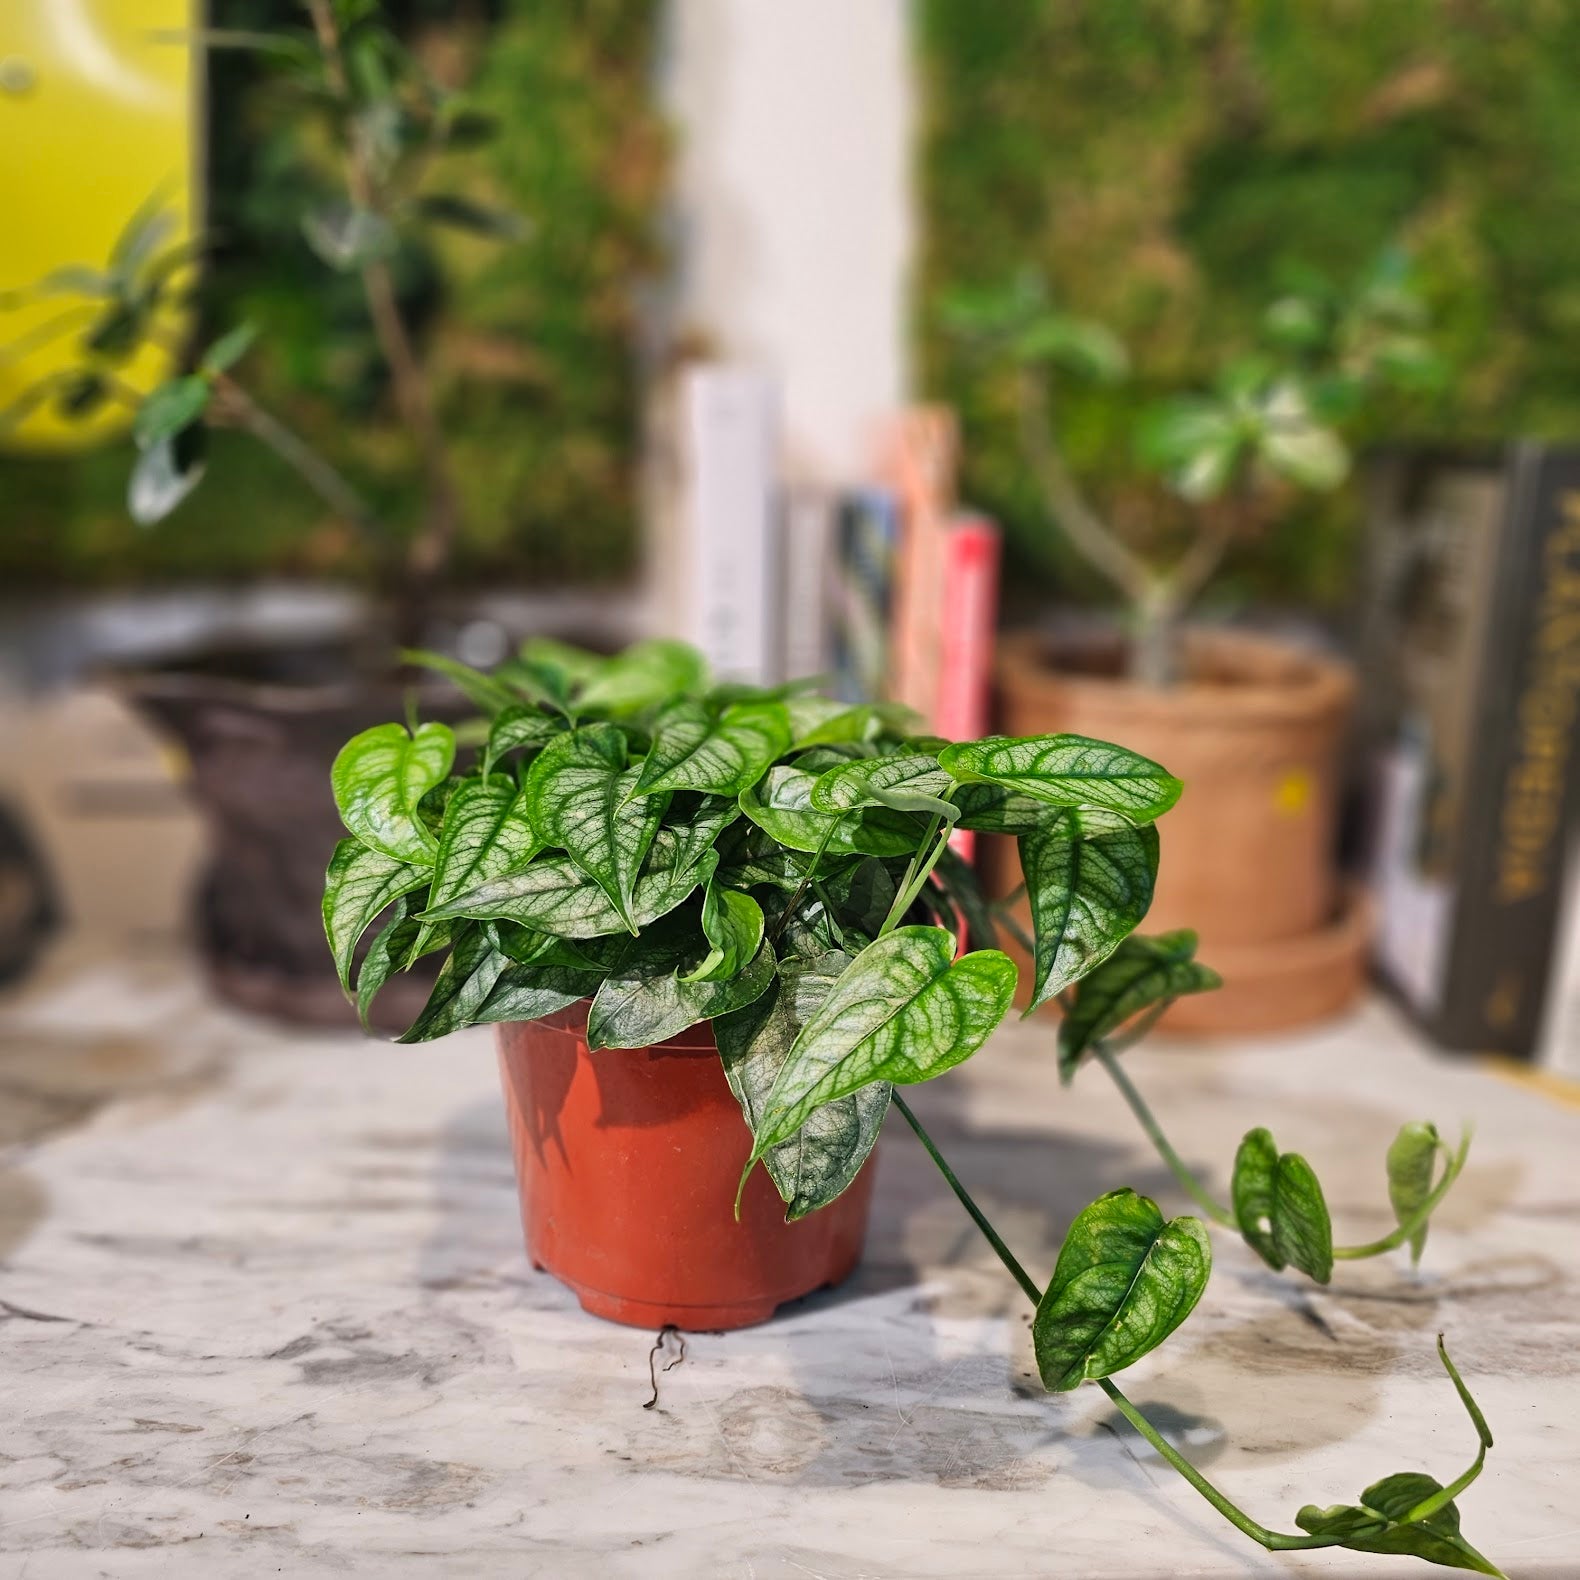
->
(810, 752), (961, 822)
(356, 896), (455, 1028)
(1033, 1187), (1211, 1392)
(740, 765), (931, 858)
(525, 724), (667, 933)
(682, 879), (764, 983)
(630, 697), (790, 799)
(322, 836), (430, 993)
(396, 927), (508, 1044)
(938, 733), (1182, 825)
(1388, 1121), (1442, 1266)
(1231, 1127), (1334, 1284)
(587, 937), (777, 1050)
(746, 926), (1016, 1159)
(1058, 930), (1221, 1079)
(716, 951), (889, 1220)
(1018, 812), (1158, 1011)
(332, 721), (456, 865)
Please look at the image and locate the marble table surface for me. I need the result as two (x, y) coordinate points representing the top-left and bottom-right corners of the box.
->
(3, 944), (1578, 1580)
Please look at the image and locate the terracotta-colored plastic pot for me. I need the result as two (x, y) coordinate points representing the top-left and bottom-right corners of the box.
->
(989, 626), (1368, 1035)
(497, 1006), (877, 1330)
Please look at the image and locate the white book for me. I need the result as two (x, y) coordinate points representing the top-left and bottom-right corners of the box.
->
(673, 366), (781, 685)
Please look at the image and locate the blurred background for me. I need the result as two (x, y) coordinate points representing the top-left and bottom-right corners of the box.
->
(4, 0), (1580, 1080)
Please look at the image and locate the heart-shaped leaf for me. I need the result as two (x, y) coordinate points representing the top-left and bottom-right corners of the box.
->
(485, 704), (565, 766)
(397, 927), (507, 1043)
(938, 734), (1182, 825)
(716, 951), (889, 1220)
(322, 836), (429, 993)
(817, 857), (900, 945)
(356, 896), (455, 1028)
(681, 880), (764, 983)
(332, 721), (456, 865)
(1232, 1128), (1334, 1284)
(472, 958), (606, 1028)
(423, 846), (715, 940)
(1018, 812), (1158, 1010)
(746, 927), (1016, 1157)
(424, 776), (541, 920)
(587, 937), (776, 1050)
(574, 638), (707, 717)
(1387, 1121), (1442, 1266)
(740, 766), (931, 858)
(631, 698), (789, 799)
(1057, 930), (1221, 1079)
(525, 725), (667, 932)
(811, 753), (960, 822)
(1033, 1187), (1211, 1392)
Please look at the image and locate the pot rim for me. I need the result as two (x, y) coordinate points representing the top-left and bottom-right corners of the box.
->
(996, 625), (1355, 729)
(497, 1003), (720, 1056)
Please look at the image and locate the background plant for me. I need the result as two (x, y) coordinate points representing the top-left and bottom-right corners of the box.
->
(940, 255), (1439, 686)
(0, 0), (664, 596)
(321, 638), (1500, 1573)
(919, 0), (1580, 628)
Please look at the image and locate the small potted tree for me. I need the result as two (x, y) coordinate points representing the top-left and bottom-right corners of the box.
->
(0, 0), (661, 1025)
(941, 259), (1441, 1032)
(324, 638), (1507, 1575)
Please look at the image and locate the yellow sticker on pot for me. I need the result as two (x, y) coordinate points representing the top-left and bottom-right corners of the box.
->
(1274, 769), (1312, 817)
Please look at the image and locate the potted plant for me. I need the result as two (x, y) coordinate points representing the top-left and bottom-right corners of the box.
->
(324, 636), (1506, 1575)
(940, 259), (1442, 1032)
(0, 0), (658, 1025)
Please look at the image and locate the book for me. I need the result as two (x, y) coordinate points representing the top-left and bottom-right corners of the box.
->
(779, 487), (834, 685)
(1363, 444), (1580, 1059)
(828, 488), (902, 703)
(932, 513), (1002, 744)
(667, 365), (781, 685)
(886, 408), (959, 721)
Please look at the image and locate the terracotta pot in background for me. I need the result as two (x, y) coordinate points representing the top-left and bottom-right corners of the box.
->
(989, 626), (1370, 1034)
(498, 1007), (876, 1330)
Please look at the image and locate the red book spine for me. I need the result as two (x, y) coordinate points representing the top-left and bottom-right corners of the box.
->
(934, 513), (1002, 863)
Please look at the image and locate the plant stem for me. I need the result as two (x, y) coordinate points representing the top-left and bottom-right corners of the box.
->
(1095, 1378), (1334, 1551)
(210, 374), (383, 549)
(890, 1092), (1043, 1306)
(1093, 1045), (1237, 1228)
(304, 0), (462, 612)
(1333, 1128), (1472, 1260)
(894, 1091), (1336, 1553)
(880, 816), (952, 937)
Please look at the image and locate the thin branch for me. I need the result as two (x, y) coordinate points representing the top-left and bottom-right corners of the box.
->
(304, 0), (462, 595)
(210, 373), (384, 550)
(1016, 367), (1154, 607)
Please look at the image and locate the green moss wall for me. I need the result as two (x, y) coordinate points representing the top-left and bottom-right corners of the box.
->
(918, 0), (1580, 608)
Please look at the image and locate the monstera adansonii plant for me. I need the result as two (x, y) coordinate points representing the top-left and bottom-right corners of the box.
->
(322, 638), (1504, 1577)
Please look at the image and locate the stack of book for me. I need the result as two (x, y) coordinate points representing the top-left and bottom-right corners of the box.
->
(661, 370), (1002, 743)
(1361, 444), (1580, 1062)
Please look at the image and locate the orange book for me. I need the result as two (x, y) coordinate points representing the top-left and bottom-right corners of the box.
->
(885, 408), (959, 720)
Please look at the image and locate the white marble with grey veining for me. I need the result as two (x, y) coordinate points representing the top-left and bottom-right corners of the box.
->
(2, 951), (1578, 1579)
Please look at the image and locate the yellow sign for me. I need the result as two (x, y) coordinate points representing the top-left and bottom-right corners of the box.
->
(0, 0), (199, 451)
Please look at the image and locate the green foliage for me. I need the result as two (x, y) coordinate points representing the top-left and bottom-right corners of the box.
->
(324, 637), (1510, 1574)
(0, 0), (666, 588)
(1033, 1188), (1211, 1391)
(1232, 1127), (1335, 1284)
(918, 0), (1580, 609)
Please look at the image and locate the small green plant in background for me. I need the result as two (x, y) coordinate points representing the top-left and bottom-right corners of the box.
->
(323, 638), (1505, 1574)
(0, 0), (664, 596)
(940, 256), (1439, 685)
